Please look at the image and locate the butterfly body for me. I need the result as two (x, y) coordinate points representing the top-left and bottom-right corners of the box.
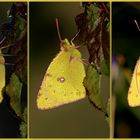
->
(128, 57), (140, 107)
(0, 49), (5, 103)
(37, 39), (86, 110)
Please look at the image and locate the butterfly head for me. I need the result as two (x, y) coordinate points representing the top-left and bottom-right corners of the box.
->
(60, 38), (70, 49)
(60, 39), (81, 59)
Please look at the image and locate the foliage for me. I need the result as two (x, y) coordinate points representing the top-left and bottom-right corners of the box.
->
(0, 2), (27, 138)
(84, 64), (103, 111)
(74, 2), (110, 125)
(6, 73), (23, 117)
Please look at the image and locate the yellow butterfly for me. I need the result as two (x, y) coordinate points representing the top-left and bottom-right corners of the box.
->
(37, 19), (86, 110)
(0, 49), (5, 103)
(0, 38), (13, 103)
(128, 57), (140, 107)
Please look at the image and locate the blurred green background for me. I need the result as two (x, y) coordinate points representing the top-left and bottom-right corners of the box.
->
(29, 2), (109, 138)
(0, 3), (20, 138)
(112, 2), (140, 138)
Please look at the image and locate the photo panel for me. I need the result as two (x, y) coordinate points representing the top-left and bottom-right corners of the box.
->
(29, 2), (110, 138)
(0, 2), (27, 138)
(112, 2), (140, 138)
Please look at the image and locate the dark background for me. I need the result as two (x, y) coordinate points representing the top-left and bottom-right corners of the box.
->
(112, 2), (140, 138)
(29, 2), (109, 138)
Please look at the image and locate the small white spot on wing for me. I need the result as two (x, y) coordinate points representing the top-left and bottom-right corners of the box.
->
(57, 77), (65, 83)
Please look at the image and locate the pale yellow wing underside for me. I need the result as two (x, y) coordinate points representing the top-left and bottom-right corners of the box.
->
(0, 50), (5, 103)
(128, 58), (140, 107)
(37, 43), (86, 110)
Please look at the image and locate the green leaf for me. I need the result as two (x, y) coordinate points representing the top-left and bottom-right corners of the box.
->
(20, 121), (27, 138)
(20, 107), (27, 138)
(100, 42), (109, 76)
(15, 16), (25, 38)
(75, 4), (110, 76)
(6, 73), (23, 117)
(87, 4), (99, 26)
(105, 99), (110, 126)
(23, 107), (27, 123)
(84, 64), (104, 111)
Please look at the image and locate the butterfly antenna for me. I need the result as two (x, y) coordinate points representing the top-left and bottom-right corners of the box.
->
(0, 44), (14, 50)
(81, 58), (89, 66)
(5, 63), (14, 66)
(134, 19), (140, 32)
(0, 54), (13, 57)
(0, 36), (6, 45)
(56, 18), (62, 42)
(71, 30), (80, 45)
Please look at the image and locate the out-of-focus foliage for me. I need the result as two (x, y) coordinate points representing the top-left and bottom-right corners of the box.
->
(112, 2), (140, 138)
(0, 2), (27, 138)
(75, 2), (110, 124)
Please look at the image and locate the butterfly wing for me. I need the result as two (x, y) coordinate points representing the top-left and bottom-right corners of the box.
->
(37, 48), (86, 110)
(128, 58), (140, 107)
(0, 51), (5, 103)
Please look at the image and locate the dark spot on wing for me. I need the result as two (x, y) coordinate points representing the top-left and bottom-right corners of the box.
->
(76, 89), (81, 95)
(69, 55), (75, 62)
(46, 73), (52, 77)
(38, 93), (41, 97)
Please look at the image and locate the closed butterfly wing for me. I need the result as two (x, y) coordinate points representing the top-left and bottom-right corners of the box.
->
(128, 58), (140, 107)
(0, 50), (5, 103)
(37, 40), (86, 110)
